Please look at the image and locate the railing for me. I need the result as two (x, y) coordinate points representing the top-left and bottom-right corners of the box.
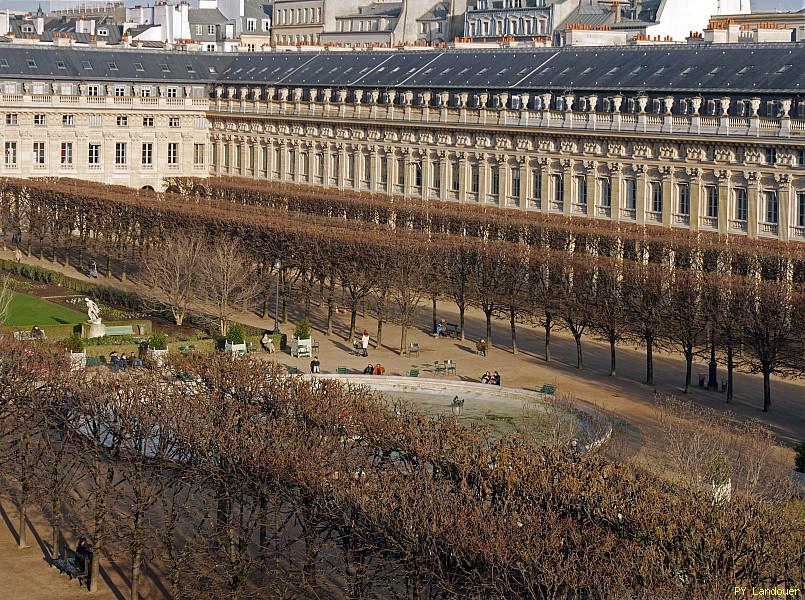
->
(729, 219), (748, 232)
(646, 211), (662, 223)
(208, 99), (805, 140)
(792, 226), (805, 238)
(596, 206), (611, 218)
(620, 208), (636, 221)
(760, 222), (779, 235)
(672, 214), (690, 226)
(700, 216), (718, 229)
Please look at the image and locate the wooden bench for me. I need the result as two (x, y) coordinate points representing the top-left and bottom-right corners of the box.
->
(445, 323), (459, 338)
(105, 325), (134, 336)
(53, 546), (89, 588)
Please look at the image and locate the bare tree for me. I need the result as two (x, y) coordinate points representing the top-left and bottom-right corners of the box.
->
(0, 275), (14, 324)
(143, 231), (205, 326)
(201, 239), (260, 335)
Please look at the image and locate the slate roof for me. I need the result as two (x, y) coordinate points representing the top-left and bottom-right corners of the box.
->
(0, 44), (803, 95)
(188, 8), (229, 25)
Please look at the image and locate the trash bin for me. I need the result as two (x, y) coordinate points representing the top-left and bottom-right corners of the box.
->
(698, 374), (706, 388)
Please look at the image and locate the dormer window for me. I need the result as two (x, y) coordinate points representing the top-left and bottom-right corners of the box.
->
(27, 59), (37, 68)
(22, 25), (33, 33)
(97, 28), (108, 36)
(82, 60), (92, 70)
(133, 62), (144, 72)
(56, 61), (66, 69)
(108, 62), (118, 71)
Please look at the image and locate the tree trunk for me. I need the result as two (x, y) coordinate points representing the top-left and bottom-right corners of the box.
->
(376, 302), (385, 348)
(325, 280), (335, 336)
(17, 501), (27, 548)
(349, 308), (357, 342)
(51, 497), (62, 558)
(726, 345), (734, 403)
(484, 308), (492, 345)
(131, 546), (142, 600)
(458, 303), (465, 341)
(544, 313), (552, 363)
(431, 296), (437, 329)
(609, 338), (617, 376)
(645, 334), (654, 386)
(509, 306), (517, 355)
(574, 333), (583, 369)
(684, 343), (693, 393)
(762, 368), (771, 412)
(400, 325), (408, 356)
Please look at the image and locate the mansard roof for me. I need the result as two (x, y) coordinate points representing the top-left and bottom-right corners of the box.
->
(0, 44), (803, 94)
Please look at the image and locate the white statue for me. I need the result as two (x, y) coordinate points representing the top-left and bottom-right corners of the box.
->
(84, 298), (101, 324)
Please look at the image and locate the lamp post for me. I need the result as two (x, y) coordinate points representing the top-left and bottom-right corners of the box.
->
(272, 260), (281, 334)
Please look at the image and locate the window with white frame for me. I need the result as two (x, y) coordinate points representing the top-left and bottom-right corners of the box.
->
(87, 84), (100, 96)
(798, 192), (805, 227)
(166, 87), (178, 98)
(246, 18), (256, 32)
(194, 144), (205, 166)
(169, 117), (180, 128)
(451, 161), (460, 191)
(599, 178), (612, 207)
(33, 114), (45, 126)
(33, 142), (45, 165)
(651, 182), (663, 213)
(490, 165), (500, 196)
(141, 142), (153, 166)
(734, 188), (748, 221)
(625, 179), (637, 210)
(115, 142), (127, 165)
(114, 86), (126, 97)
(88, 143), (101, 165)
(705, 186), (718, 219)
(576, 176), (587, 205)
(89, 115), (102, 127)
(117, 115), (128, 127)
(5, 113), (17, 125)
(60, 142), (73, 165)
(167, 142), (178, 165)
(677, 183), (690, 215)
(511, 167), (521, 197)
(764, 191), (778, 224)
(4, 142), (17, 165)
(142, 116), (154, 127)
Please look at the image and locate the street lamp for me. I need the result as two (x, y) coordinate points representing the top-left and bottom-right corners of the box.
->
(272, 260), (281, 334)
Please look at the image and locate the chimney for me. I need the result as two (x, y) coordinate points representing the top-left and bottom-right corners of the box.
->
(615, 0), (622, 24)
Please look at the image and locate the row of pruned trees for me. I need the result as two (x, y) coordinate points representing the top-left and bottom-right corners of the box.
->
(169, 177), (805, 283)
(0, 342), (802, 599)
(1, 179), (803, 412)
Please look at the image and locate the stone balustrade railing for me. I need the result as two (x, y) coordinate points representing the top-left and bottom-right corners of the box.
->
(208, 96), (805, 141)
(0, 94), (209, 109)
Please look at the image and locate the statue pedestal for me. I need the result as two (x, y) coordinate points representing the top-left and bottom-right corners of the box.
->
(82, 322), (106, 339)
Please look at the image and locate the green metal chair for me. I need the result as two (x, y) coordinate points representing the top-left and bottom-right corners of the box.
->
(408, 369), (419, 377)
(434, 361), (446, 376)
(336, 366), (348, 374)
(446, 360), (456, 375)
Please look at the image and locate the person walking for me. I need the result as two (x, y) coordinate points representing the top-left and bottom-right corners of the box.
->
(361, 330), (370, 357)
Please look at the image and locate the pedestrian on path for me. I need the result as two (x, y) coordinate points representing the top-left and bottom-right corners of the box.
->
(361, 330), (370, 357)
(14, 248), (21, 263)
(310, 355), (320, 373)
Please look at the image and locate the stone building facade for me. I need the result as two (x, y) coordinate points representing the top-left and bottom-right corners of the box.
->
(0, 45), (803, 242)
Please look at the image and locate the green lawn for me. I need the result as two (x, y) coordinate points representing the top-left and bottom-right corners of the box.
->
(4, 292), (86, 326)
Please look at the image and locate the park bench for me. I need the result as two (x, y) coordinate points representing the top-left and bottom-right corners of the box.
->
(86, 356), (107, 367)
(53, 545), (89, 589)
(445, 323), (459, 338)
(538, 384), (557, 399)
